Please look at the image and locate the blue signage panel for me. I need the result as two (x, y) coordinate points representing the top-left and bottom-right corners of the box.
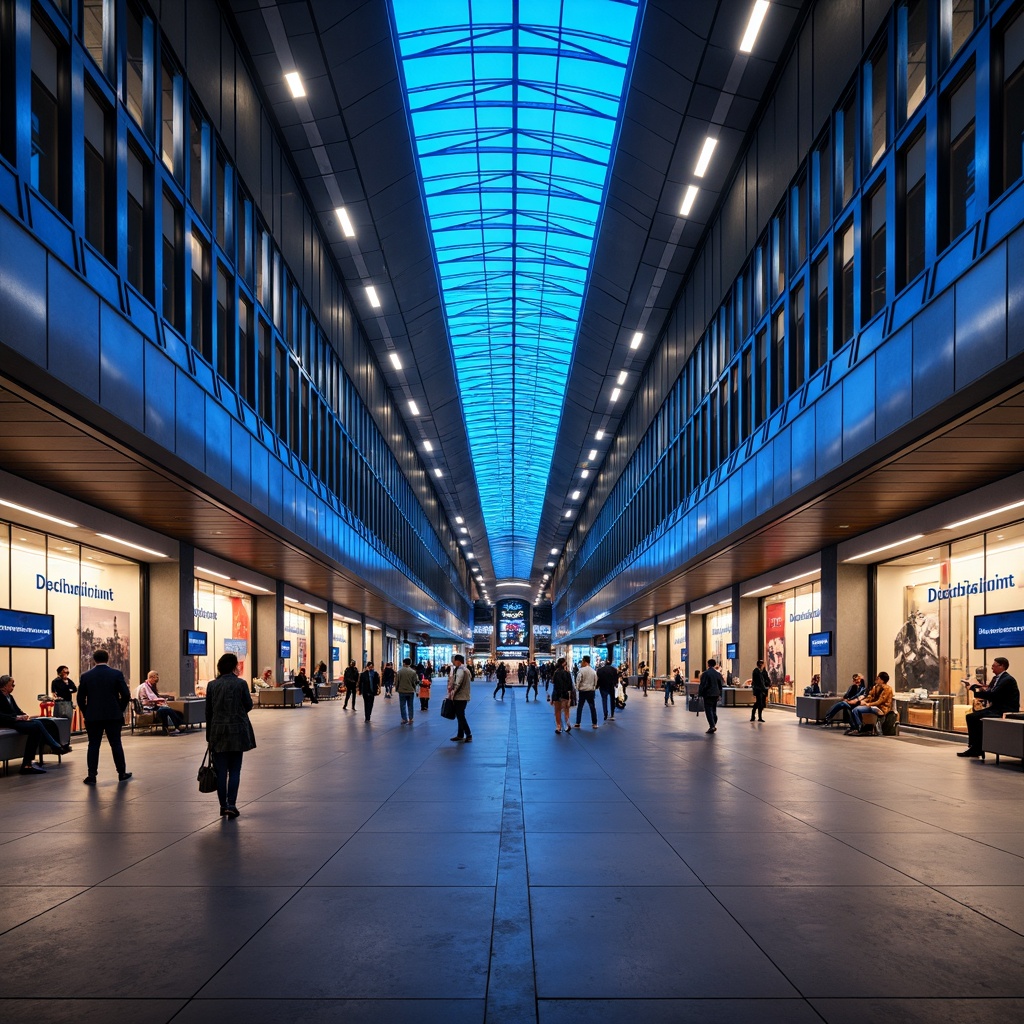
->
(974, 609), (1024, 650)
(725, 642), (738, 659)
(808, 631), (833, 657)
(184, 630), (208, 656)
(279, 640), (292, 659)
(0, 608), (55, 648)
(331, 646), (340, 662)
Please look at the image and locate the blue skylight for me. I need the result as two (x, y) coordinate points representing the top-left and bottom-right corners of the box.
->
(390, 0), (642, 580)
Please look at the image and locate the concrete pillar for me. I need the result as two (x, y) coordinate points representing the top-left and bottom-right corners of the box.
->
(735, 582), (761, 684)
(313, 601), (331, 674)
(687, 606), (705, 684)
(255, 586), (285, 684)
(820, 544), (869, 693)
(148, 542), (195, 697)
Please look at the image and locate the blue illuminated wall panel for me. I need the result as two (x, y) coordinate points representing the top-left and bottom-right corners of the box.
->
(390, 0), (642, 579)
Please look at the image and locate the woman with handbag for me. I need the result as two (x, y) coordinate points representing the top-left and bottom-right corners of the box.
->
(551, 657), (573, 734)
(205, 652), (256, 819)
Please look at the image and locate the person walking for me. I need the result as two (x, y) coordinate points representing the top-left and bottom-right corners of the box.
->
(419, 669), (432, 712)
(342, 660), (359, 710)
(525, 660), (539, 702)
(78, 649), (132, 784)
(698, 658), (724, 734)
(396, 658), (418, 723)
(597, 659), (618, 720)
(640, 662), (650, 696)
(493, 661), (508, 700)
(666, 667), (681, 706)
(382, 661), (395, 699)
(205, 652), (256, 818)
(448, 654), (472, 742)
(750, 658), (770, 722)
(574, 655), (599, 728)
(358, 661), (380, 723)
(551, 657), (573, 734)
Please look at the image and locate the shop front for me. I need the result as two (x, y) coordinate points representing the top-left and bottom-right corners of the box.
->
(283, 604), (312, 679)
(704, 605), (734, 683)
(193, 580), (252, 690)
(759, 583), (822, 706)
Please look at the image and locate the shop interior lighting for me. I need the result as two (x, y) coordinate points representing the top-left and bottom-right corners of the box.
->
(409, 400), (421, 416)
(0, 499), (79, 530)
(334, 207), (355, 237)
(680, 184), (699, 216)
(588, 449), (598, 460)
(846, 534), (925, 561)
(433, 467), (443, 478)
(694, 136), (718, 177)
(365, 285), (381, 308)
(196, 566), (231, 580)
(629, 331), (643, 350)
(739, 1), (770, 53)
(389, 352), (402, 370)
(390, 0), (641, 578)
(616, 370), (628, 385)
(284, 71), (306, 98)
(235, 580), (271, 593)
(944, 499), (1024, 530)
(423, 439), (433, 451)
(96, 534), (167, 558)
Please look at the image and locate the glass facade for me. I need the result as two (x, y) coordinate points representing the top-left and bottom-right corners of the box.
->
(283, 606), (311, 679)
(761, 584), (822, 706)
(192, 581), (252, 690)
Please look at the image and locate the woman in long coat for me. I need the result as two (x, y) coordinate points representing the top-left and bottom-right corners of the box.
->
(206, 652), (256, 818)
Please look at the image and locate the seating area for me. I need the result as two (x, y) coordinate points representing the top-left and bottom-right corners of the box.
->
(981, 716), (1024, 769)
(254, 686), (305, 708)
(0, 718), (72, 775)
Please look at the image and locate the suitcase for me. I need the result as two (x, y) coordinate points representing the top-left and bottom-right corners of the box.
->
(687, 693), (704, 714)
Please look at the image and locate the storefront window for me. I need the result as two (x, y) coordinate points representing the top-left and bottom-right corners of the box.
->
(283, 606), (311, 678)
(671, 622), (687, 676)
(705, 606), (733, 681)
(762, 584), (821, 705)
(332, 619), (349, 676)
(193, 580), (252, 690)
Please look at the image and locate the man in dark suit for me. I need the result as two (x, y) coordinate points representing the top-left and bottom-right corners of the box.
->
(958, 657), (1020, 758)
(78, 649), (132, 784)
(698, 658), (725, 733)
(750, 658), (771, 722)
(0, 674), (68, 774)
(358, 661), (380, 723)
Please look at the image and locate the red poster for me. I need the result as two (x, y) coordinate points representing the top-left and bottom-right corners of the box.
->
(231, 597), (250, 678)
(765, 601), (787, 689)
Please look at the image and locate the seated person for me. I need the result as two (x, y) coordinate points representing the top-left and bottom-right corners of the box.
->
(847, 672), (894, 734)
(137, 671), (186, 734)
(804, 674), (822, 696)
(1, 674), (69, 773)
(958, 656), (1020, 758)
(295, 665), (317, 703)
(823, 674), (866, 726)
(253, 667), (274, 689)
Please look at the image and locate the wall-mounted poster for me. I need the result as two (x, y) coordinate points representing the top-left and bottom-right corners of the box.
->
(765, 602), (786, 691)
(496, 598), (529, 658)
(79, 608), (131, 682)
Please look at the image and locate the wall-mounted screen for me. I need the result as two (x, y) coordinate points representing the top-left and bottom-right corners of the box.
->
(183, 629), (208, 656)
(808, 631), (833, 657)
(974, 609), (1024, 650)
(725, 642), (738, 659)
(279, 640), (292, 659)
(0, 608), (55, 648)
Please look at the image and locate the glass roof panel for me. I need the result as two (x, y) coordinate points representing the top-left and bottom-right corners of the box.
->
(390, 0), (642, 580)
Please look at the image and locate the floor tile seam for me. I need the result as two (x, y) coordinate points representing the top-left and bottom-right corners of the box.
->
(922, 886), (1024, 939)
(0, 888), (88, 939)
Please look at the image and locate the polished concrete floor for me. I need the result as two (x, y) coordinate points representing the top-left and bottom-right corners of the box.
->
(1, 686), (1022, 1023)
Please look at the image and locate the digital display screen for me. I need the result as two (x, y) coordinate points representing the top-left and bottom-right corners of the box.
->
(496, 599), (528, 652)
(974, 609), (1024, 650)
(279, 640), (292, 659)
(808, 631), (833, 657)
(0, 608), (55, 648)
(725, 643), (737, 659)
(331, 646), (340, 661)
(184, 629), (208, 656)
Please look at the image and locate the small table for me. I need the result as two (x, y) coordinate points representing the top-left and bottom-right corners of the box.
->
(167, 699), (206, 729)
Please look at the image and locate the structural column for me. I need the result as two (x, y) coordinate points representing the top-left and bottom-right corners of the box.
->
(148, 541), (196, 697)
(820, 544), (868, 693)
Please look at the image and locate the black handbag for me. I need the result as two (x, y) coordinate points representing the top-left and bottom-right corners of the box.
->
(197, 746), (218, 793)
(440, 698), (457, 720)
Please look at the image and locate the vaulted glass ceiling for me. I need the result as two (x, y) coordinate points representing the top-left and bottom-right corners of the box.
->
(390, 0), (643, 580)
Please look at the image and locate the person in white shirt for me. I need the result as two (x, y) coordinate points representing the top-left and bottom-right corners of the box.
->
(137, 671), (185, 734)
(574, 655), (600, 729)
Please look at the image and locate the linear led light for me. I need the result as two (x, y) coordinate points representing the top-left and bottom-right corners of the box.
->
(780, 569), (819, 583)
(460, 527), (468, 534)
(581, 469), (590, 479)
(459, 539), (468, 545)
(694, 136), (718, 177)
(680, 184), (699, 217)
(595, 430), (606, 440)
(547, 562), (555, 567)
(335, 207), (355, 237)
(304, 603), (325, 613)
(551, 548), (559, 555)
(96, 534), (167, 558)
(455, 516), (464, 524)
(845, 534), (925, 561)
(0, 499), (79, 529)
(571, 490), (581, 500)
(497, 581), (531, 588)
(284, 71), (306, 98)
(423, 439), (433, 451)
(944, 500), (1024, 530)
(235, 580), (271, 593)
(365, 285), (381, 308)
(692, 603), (717, 613)
(610, 388), (621, 402)
(742, 584), (774, 597)
(409, 400), (420, 415)
(196, 566), (231, 580)
(588, 449), (598, 460)
(433, 467), (443, 478)
(564, 510), (573, 518)
(389, 352), (402, 370)
(617, 370), (628, 385)
(630, 331), (643, 350)
(466, 552), (474, 559)
(739, 1), (770, 53)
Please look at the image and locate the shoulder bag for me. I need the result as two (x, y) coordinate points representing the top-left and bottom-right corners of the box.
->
(197, 745), (218, 793)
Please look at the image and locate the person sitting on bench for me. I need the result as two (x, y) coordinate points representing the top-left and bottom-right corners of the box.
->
(1, 674), (69, 773)
(824, 673), (866, 726)
(847, 672), (894, 735)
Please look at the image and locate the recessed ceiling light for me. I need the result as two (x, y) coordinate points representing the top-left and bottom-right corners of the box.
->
(617, 370), (628, 385)
(96, 534), (167, 558)
(466, 552), (474, 559)
(284, 71), (306, 98)
(845, 535), (925, 561)
(196, 566), (231, 580)
(694, 136), (718, 177)
(455, 516), (464, 524)
(459, 539), (468, 545)
(564, 510), (572, 518)
(739, 1), (770, 53)
(460, 527), (468, 534)
(0, 499), (78, 529)
(389, 352), (402, 370)
(423, 439), (433, 451)
(433, 467), (443, 478)
(630, 331), (643, 350)
(550, 548), (559, 555)
(610, 387), (621, 402)
(335, 206), (355, 237)
(547, 562), (554, 567)
(588, 449), (598, 460)
(680, 184), (699, 217)
(581, 469), (590, 479)
(365, 285), (381, 308)
(571, 490), (580, 500)
(944, 500), (1024, 530)
(409, 400), (420, 416)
